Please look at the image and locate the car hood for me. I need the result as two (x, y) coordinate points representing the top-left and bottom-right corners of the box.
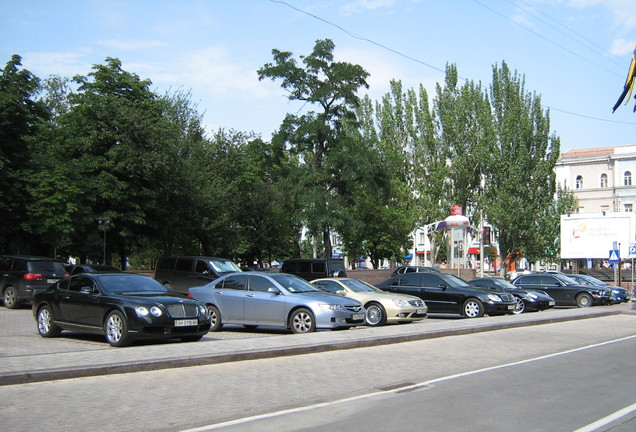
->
(294, 290), (362, 306)
(350, 290), (421, 302)
(111, 292), (196, 304)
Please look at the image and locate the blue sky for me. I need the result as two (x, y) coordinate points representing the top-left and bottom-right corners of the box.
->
(2, 0), (635, 151)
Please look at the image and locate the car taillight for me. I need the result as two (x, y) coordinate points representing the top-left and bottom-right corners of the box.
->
(64, 273), (70, 277)
(23, 273), (43, 280)
(187, 293), (193, 298)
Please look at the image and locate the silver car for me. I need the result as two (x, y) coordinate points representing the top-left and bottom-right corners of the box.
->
(188, 272), (366, 333)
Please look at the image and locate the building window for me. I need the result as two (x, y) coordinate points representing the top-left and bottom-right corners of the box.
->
(600, 173), (608, 188)
(576, 175), (583, 189)
(601, 205), (610, 214)
(625, 204), (633, 212)
(625, 171), (632, 186)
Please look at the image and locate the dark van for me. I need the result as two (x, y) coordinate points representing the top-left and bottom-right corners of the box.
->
(1, 255), (68, 309)
(281, 258), (347, 281)
(154, 256), (241, 293)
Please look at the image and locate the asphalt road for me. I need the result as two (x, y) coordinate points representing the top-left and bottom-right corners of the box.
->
(1, 311), (635, 432)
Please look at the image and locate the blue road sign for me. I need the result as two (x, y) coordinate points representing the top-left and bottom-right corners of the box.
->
(609, 249), (620, 263)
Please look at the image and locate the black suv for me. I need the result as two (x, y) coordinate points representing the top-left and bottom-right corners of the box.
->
(0, 255), (68, 309)
(154, 256), (241, 294)
(281, 258), (347, 280)
(511, 273), (612, 307)
(377, 272), (516, 318)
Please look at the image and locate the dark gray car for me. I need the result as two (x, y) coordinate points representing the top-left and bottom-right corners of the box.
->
(0, 255), (68, 309)
(511, 273), (612, 307)
(154, 256), (241, 294)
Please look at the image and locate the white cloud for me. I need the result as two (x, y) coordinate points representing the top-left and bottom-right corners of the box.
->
(609, 39), (636, 56)
(20, 50), (94, 78)
(340, 0), (398, 15)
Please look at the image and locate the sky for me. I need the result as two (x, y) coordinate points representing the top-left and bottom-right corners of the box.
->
(2, 0), (636, 151)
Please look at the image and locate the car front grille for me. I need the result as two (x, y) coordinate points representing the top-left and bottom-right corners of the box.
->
(408, 299), (425, 307)
(166, 303), (199, 318)
(344, 305), (364, 313)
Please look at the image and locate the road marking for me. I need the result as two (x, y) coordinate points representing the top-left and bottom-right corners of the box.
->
(571, 402), (636, 432)
(180, 334), (636, 432)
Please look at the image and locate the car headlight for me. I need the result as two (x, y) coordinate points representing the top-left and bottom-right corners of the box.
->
(318, 303), (346, 311)
(199, 304), (209, 317)
(487, 294), (502, 302)
(136, 306), (163, 317)
(392, 299), (409, 308)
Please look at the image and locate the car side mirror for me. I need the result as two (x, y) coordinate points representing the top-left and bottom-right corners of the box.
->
(80, 286), (94, 294)
(201, 270), (210, 275)
(267, 287), (281, 295)
(336, 289), (346, 296)
(438, 284), (447, 290)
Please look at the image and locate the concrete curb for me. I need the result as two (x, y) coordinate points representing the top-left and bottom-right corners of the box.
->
(0, 308), (626, 386)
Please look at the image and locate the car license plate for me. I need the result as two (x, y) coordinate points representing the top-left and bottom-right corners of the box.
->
(549, 301), (555, 306)
(416, 309), (426, 314)
(47, 279), (59, 284)
(507, 305), (515, 310)
(175, 319), (198, 327)
(353, 314), (364, 320)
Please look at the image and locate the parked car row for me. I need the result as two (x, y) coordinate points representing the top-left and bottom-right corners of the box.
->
(1, 254), (629, 348)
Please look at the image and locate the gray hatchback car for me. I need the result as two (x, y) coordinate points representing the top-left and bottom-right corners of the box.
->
(0, 255), (68, 309)
(188, 272), (366, 333)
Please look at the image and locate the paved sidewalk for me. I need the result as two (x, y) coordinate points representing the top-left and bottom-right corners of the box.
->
(1, 302), (634, 386)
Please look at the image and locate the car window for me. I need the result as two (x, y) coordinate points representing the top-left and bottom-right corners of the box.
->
(271, 274), (320, 293)
(13, 260), (27, 272)
(195, 260), (211, 274)
(248, 275), (272, 292)
(68, 276), (94, 292)
(57, 278), (70, 291)
(29, 261), (65, 273)
(421, 274), (444, 287)
(313, 280), (341, 293)
(312, 262), (326, 274)
(209, 259), (241, 273)
(221, 275), (247, 290)
(341, 279), (377, 292)
(0, 257), (11, 271)
(98, 274), (168, 294)
(157, 257), (176, 270)
(175, 258), (193, 272)
(395, 273), (421, 286)
(299, 262), (311, 273)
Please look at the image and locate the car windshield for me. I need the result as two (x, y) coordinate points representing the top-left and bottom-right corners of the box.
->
(341, 279), (379, 293)
(271, 274), (321, 293)
(490, 279), (516, 289)
(574, 275), (604, 286)
(439, 273), (471, 288)
(209, 259), (241, 273)
(553, 274), (579, 285)
(97, 274), (168, 294)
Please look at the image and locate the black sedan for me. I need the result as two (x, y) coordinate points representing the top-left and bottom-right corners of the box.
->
(511, 273), (611, 307)
(33, 273), (211, 347)
(469, 277), (555, 314)
(377, 272), (517, 318)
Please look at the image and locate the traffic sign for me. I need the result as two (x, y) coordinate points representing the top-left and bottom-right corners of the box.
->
(629, 245), (636, 258)
(609, 249), (620, 263)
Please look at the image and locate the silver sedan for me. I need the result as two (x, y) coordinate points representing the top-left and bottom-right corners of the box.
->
(189, 272), (366, 333)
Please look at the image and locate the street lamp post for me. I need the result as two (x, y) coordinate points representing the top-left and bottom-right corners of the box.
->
(97, 216), (111, 264)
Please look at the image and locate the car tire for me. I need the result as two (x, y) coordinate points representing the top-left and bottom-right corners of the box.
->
(104, 310), (132, 347)
(576, 293), (593, 308)
(3, 286), (19, 309)
(513, 296), (526, 314)
(37, 305), (62, 338)
(207, 305), (223, 331)
(365, 302), (387, 326)
(180, 335), (204, 342)
(289, 308), (316, 333)
(462, 298), (484, 318)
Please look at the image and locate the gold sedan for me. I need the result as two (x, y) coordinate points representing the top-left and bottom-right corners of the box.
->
(311, 278), (427, 326)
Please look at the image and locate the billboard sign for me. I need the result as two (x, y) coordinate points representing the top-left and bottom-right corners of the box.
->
(560, 213), (636, 259)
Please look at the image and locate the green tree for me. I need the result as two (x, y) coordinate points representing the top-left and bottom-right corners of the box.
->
(258, 39), (369, 258)
(483, 61), (560, 274)
(0, 55), (48, 252)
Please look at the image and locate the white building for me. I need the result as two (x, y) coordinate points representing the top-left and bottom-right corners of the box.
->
(555, 145), (636, 214)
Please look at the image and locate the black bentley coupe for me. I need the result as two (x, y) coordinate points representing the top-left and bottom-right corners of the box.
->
(33, 273), (211, 347)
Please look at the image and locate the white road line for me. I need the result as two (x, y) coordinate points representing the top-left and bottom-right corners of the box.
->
(180, 334), (636, 432)
(571, 402), (636, 432)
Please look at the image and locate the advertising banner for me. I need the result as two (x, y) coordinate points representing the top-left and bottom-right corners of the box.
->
(560, 213), (636, 259)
